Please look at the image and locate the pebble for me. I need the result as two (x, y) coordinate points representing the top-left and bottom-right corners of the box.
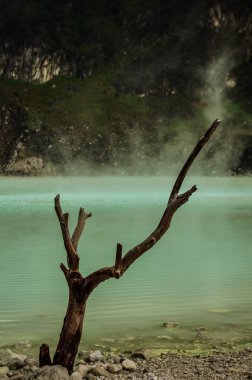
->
(70, 371), (82, 380)
(122, 359), (137, 371)
(75, 364), (89, 377)
(89, 365), (113, 378)
(107, 363), (123, 373)
(0, 367), (9, 376)
(89, 350), (103, 362)
(162, 321), (180, 328)
(132, 349), (152, 360)
(109, 354), (121, 364)
(8, 375), (24, 380)
(24, 358), (38, 369)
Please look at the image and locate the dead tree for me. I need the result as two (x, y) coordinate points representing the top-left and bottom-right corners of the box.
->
(39, 119), (221, 373)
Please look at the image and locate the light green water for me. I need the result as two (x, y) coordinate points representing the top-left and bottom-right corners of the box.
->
(0, 176), (251, 352)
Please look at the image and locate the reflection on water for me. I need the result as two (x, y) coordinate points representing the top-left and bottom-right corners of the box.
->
(0, 176), (251, 350)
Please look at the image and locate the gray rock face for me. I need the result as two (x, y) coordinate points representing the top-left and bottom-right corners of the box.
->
(0, 104), (27, 173)
(0, 44), (103, 84)
(4, 156), (44, 176)
(121, 359), (137, 371)
(23, 365), (69, 380)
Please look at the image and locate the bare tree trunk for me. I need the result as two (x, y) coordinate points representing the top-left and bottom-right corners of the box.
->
(39, 120), (221, 374)
(53, 273), (87, 372)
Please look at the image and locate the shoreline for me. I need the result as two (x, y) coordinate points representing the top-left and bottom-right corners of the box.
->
(1, 342), (252, 379)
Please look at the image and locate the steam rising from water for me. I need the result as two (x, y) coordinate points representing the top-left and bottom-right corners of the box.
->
(198, 51), (245, 175)
(203, 52), (234, 122)
(60, 52), (247, 177)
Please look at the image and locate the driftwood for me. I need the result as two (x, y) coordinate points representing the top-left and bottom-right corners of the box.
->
(39, 119), (221, 373)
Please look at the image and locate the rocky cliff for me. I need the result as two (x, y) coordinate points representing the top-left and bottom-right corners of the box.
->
(0, 0), (251, 175)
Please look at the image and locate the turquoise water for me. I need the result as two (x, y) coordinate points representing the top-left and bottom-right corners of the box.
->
(0, 176), (251, 350)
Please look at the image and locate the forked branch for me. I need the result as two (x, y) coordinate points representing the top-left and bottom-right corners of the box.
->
(72, 208), (92, 251)
(54, 195), (92, 272)
(84, 119), (221, 292)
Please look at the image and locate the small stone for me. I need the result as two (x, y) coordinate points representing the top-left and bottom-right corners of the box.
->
(8, 375), (24, 380)
(93, 344), (106, 349)
(89, 350), (103, 362)
(24, 358), (39, 369)
(0, 349), (27, 368)
(132, 349), (153, 360)
(15, 341), (32, 349)
(162, 322), (179, 328)
(74, 360), (85, 366)
(157, 335), (171, 340)
(7, 350), (27, 363)
(75, 364), (89, 377)
(195, 327), (207, 332)
(107, 363), (122, 373)
(120, 336), (135, 341)
(0, 367), (9, 376)
(101, 338), (115, 343)
(23, 365), (69, 380)
(70, 372), (82, 380)
(78, 351), (90, 362)
(109, 354), (121, 364)
(122, 359), (137, 371)
(7, 357), (25, 370)
(89, 365), (112, 377)
(194, 331), (209, 342)
(85, 374), (96, 380)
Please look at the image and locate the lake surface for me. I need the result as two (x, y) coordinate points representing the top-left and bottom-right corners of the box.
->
(0, 176), (251, 352)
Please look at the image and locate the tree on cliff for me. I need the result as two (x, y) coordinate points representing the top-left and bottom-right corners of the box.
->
(39, 119), (221, 373)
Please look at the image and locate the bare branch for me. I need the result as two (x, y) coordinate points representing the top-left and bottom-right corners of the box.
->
(60, 263), (70, 279)
(54, 195), (79, 272)
(169, 118), (221, 203)
(71, 208), (92, 251)
(84, 120), (221, 289)
(114, 243), (122, 279)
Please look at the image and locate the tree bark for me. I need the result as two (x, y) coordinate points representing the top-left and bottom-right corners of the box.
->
(53, 271), (87, 373)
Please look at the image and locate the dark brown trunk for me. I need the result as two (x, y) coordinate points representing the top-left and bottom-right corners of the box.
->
(53, 279), (86, 373)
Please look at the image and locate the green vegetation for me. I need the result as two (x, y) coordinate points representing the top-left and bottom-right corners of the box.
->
(1, 66), (252, 175)
(0, 0), (251, 174)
